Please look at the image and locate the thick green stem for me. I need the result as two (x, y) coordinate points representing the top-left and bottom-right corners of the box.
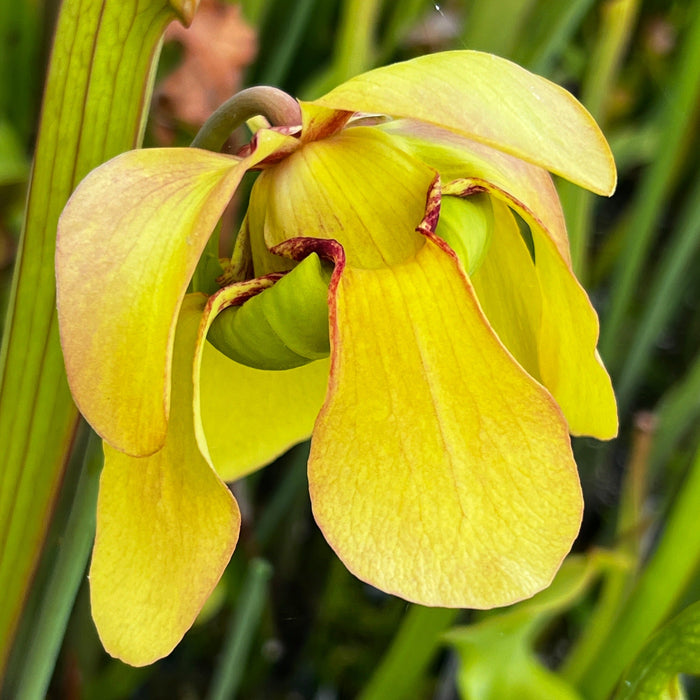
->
(359, 605), (459, 700)
(191, 86), (301, 152)
(0, 0), (180, 678)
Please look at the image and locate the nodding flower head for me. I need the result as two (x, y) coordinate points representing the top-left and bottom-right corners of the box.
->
(56, 50), (616, 666)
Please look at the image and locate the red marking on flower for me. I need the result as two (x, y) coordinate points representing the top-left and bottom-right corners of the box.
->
(416, 174), (442, 237)
(442, 178), (489, 197)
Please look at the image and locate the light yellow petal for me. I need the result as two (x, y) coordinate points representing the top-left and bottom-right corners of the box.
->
(249, 126), (435, 271)
(314, 51), (616, 195)
(530, 222), (618, 438)
(309, 237), (582, 608)
(90, 294), (240, 666)
(194, 282), (329, 482)
(470, 194), (617, 439)
(56, 130), (291, 456)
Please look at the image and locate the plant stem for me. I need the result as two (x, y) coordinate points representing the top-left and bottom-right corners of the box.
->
(191, 86), (301, 152)
(207, 558), (273, 700)
(359, 605), (459, 700)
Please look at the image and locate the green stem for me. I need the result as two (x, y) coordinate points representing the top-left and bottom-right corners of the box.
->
(359, 605), (459, 700)
(207, 558), (273, 700)
(560, 0), (640, 281)
(599, 1), (700, 368)
(0, 0), (179, 678)
(8, 431), (102, 700)
(191, 86), (301, 152)
(577, 442), (700, 699)
(562, 413), (653, 683)
(614, 171), (700, 416)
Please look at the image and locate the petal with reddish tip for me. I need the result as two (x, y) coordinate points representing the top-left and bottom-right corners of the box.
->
(56, 130), (292, 456)
(90, 294), (240, 666)
(314, 51), (616, 196)
(309, 237), (582, 608)
(193, 281), (329, 482)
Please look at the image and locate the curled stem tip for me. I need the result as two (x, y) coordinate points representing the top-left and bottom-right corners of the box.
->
(191, 86), (301, 152)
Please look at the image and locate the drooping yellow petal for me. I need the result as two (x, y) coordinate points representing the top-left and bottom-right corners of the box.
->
(314, 51), (616, 196)
(309, 237), (582, 608)
(90, 294), (240, 666)
(56, 130), (292, 456)
(249, 126), (436, 271)
(529, 220), (618, 438)
(471, 198), (617, 439)
(194, 281), (329, 482)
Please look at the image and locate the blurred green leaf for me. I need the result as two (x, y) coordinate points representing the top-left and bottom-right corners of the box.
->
(445, 553), (616, 700)
(614, 600), (700, 699)
(0, 121), (29, 186)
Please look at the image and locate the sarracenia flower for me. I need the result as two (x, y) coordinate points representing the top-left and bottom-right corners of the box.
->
(56, 51), (617, 665)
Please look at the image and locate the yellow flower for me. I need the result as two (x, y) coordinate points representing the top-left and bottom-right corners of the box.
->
(56, 50), (616, 665)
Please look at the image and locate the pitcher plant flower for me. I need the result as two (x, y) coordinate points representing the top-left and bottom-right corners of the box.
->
(56, 50), (617, 665)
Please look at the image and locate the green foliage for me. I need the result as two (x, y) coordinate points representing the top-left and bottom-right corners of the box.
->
(615, 601), (700, 699)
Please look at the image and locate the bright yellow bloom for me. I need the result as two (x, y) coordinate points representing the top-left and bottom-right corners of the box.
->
(56, 51), (616, 665)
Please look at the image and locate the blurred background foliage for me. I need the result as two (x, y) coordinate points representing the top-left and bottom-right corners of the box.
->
(1, 0), (699, 697)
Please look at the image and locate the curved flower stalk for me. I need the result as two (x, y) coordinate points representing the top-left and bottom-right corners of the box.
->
(56, 50), (617, 665)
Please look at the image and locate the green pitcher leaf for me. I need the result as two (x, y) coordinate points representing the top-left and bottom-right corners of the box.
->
(0, 0), (182, 675)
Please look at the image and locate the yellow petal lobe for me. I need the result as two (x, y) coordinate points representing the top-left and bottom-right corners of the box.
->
(315, 51), (616, 195)
(57, 131), (291, 456)
(90, 295), (240, 666)
(309, 238), (583, 607)
(471, 201), (617, 439)
(194, 283), (329, 482)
